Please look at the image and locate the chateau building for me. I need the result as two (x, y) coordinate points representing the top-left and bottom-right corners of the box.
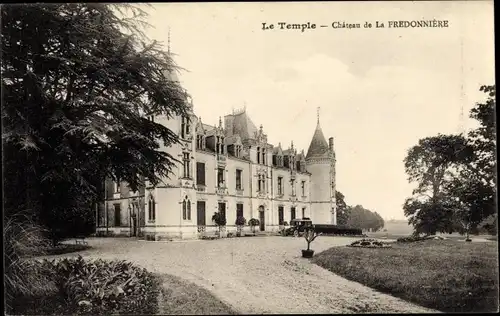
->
(96, 58), (337, 240)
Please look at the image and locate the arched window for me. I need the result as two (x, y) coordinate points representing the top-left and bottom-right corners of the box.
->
(182, 196), (191, 220)
(148, 195), (156, 222)
(182, 200), (187, 220)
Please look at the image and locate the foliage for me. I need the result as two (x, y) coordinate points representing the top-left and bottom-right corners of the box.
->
(211, 212), (227, 233)
(2, 4), (188, 243)
(303, 227), (321, 251)
(248, 218), (260, 227)
(4, 214), (55, 313)
(403, 85), (496, 236)
(348, 239), (392, 248)
(346, 205), (385, 232)
(248, 218), (260, 233)
(313, 239), (499, 313)
(12, 256), (161, 315)
(335, 191), (350, 226)
(313, 225), (362, 236)
(235, 216), (246, 226)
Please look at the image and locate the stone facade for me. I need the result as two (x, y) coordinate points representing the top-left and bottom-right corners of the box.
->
(96, 60), (336, 240)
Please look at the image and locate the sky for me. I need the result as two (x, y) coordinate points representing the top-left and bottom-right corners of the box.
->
(138, 1), (494, 220)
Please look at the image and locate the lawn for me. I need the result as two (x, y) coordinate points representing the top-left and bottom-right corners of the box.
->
(157, 274), (237, 315)
(312, 239), (499, 313)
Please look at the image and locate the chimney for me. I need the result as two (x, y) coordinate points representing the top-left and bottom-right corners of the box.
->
(329, 137), (334, 152)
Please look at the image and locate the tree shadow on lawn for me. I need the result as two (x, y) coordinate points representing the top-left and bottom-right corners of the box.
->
(312, 239), (499, 313)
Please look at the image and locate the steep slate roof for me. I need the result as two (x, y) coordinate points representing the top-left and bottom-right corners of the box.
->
(306, 122), (330, 160)
(202, 123), (215, 133)
(230, 110), (259, 141)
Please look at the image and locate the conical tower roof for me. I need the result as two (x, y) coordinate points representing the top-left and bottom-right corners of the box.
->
(306, 109), (330, 160)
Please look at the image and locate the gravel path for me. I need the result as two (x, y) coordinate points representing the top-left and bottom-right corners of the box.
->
(44, 236), (438, 314)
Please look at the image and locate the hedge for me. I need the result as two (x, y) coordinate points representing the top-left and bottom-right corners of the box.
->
(313, 225), (362, 236)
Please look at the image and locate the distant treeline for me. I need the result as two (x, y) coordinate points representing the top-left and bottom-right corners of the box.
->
(335, 192), (385, 232)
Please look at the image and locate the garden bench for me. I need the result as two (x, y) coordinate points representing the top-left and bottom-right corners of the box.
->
(75, 236), (88, 245)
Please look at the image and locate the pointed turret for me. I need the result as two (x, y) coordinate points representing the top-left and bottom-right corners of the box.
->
(306, 107), (330, 160)
(305, 107), (336, 225)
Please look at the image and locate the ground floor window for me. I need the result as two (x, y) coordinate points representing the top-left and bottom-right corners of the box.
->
(218, 202), (226, 220)
(114, 204), (121, 227)
(182, 196), (191, 220)
(197, 201), (206, 226)
(291, 207), (296, 220)
(278, 206), (284, 224)
(302, 207), (306, 219)
(236, 203), (243, 218)
(148, 195), (156, 222)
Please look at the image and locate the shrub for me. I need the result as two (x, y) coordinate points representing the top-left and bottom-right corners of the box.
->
(248, 218), (260, 233)
(313, 224), (362, 236)
(4, 215), (55, 313)
(45, 256), (160, 315)
(235, 216), (246, 226)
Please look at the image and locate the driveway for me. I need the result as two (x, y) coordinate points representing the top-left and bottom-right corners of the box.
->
(46, 236), (438, 314)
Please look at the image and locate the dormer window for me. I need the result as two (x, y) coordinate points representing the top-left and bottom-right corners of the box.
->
(196, 134), (205, 150)
(234, 145), (242, 158)
(261, 148), (266, 165)
(257, 147), (261, 164)
(284, 156), (290, 168)
(216, 136), (225, 154)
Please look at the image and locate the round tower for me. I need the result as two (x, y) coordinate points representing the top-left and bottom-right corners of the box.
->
(305, 108), (336, 225)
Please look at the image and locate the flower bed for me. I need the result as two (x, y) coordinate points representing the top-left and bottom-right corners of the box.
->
(348, 238), (392, 248)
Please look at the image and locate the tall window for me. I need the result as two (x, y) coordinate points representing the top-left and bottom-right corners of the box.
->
(278, 206), (284, 224)
(236, 203), (243, 218)
(182, 196), (191, 220)
(277, 177), (283, 195)
(216, 137), (225, 154)
(302, 207), (306, 219)
(257, 147), (261, 164)
(218, 202), (226, 221)
(257, 174), (265, 193)
(196, 162), (205, 185)
(183, 153), (191, 178)
(291, 179), (296, 196)
(114, 204), (121, 227)
(261, 148), (266, 165)
(236, 169), (242, 190)
(301, 181), (306, 196)
(181, 116), (190, 139)
(148, 195), (156, 222)
(114, 180), (120, 193)
(291, 207), (296, 220)
(196, 135), (204, 149)
(217, 168), (225, 188)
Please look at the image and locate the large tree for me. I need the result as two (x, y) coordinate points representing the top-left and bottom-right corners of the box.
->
(2, 4), (188, 241)
(445, 85), (497, 237)
(335, 191), (350, 226)
(403, 134), (474, 235)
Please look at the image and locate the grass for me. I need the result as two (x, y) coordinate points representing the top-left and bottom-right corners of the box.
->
(312, 239), (499, 313)
(156, 273), (237, 315)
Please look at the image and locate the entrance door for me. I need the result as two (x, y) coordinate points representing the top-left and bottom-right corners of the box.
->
(197, 201), (206, 226)
(259, 206), (265, 231)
